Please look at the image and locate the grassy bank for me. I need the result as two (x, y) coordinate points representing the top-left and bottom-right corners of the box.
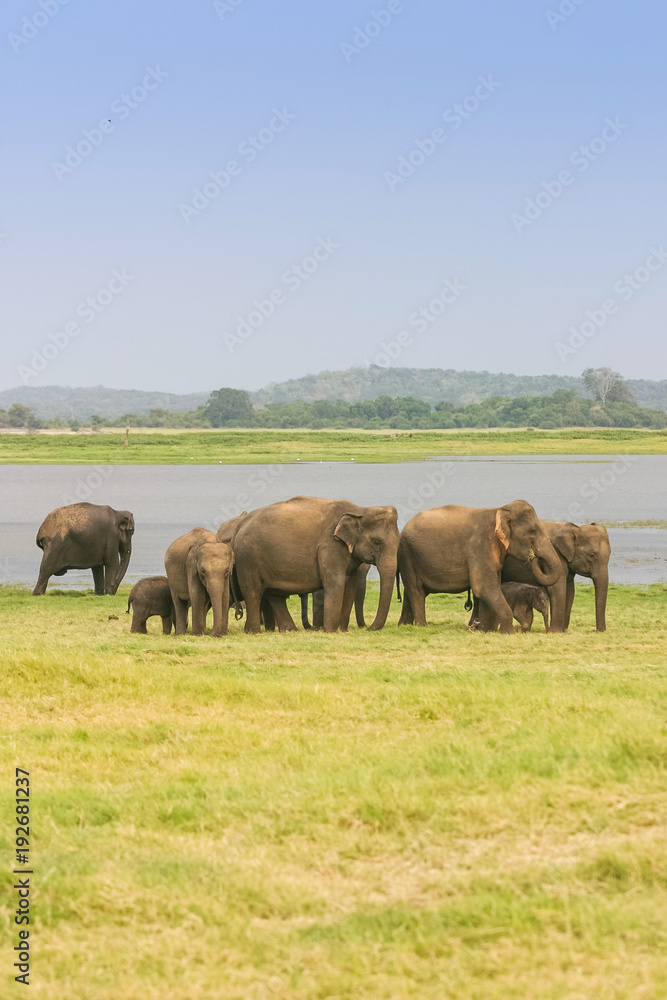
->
(1, 583), (666, 998)
(0, 427), (665, 463)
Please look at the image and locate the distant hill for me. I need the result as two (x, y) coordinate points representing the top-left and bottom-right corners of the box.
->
(251, 367), (667, 412)
(0, 385), (210, 421)
(1, 369), (666, 419)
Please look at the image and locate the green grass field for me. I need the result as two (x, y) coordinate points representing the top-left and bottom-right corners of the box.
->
(2, 582), (666, 999)
(1, 427), (666, 463)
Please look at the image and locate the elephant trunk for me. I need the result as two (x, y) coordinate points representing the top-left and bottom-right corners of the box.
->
(529, 536), (562, 588)
(208, 580), (229, 636)
(594, 568), (608, 632)
(367, 555), (396, 631)
(109, 547), (132, 595)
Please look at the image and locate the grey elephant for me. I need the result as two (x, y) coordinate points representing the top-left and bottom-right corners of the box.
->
(398, 500), (561, 633)
(33, 502), (135, 595)
(501, 521), (611, 632)
(165, 528), (234, 636)
(127, 576), (175, 634)
(301, 563), (371, 629)
(232, 496), (399, 633)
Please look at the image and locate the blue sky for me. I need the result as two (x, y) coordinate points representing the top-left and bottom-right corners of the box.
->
(1, 0), (665, 393)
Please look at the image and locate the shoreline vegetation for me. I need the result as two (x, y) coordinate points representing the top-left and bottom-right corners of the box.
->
(0, 427), (665, 464)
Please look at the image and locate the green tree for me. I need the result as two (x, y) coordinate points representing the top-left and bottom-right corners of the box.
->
(204, 388), (254, 427)
(8, 403), (35, 428)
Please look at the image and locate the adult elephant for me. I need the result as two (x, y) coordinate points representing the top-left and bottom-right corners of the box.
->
(501, 521), (611, 632)
(33, 502), (135, 596)
(398, 500), (561, 633)
(233, 497), (399, 633)
(301, 563), (371, 630)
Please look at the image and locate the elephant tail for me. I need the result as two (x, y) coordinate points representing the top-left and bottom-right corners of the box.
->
(464, 589), (473, 612)
(126, 595), (132, 614)
(395, 570), (402, 604)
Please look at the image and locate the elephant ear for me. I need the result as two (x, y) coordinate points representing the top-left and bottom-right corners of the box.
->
(116, 510), (134, 536)
(551, 523), (577, 562)
(333, 513), (362, 554)
(117, 511), (135, 542)
(494, 508), (511, 551)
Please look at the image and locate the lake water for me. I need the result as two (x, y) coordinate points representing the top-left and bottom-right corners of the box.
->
(0, 456), (665, 588)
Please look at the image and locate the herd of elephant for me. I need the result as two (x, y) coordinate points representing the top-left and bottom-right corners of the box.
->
(31, 496), (611, 635)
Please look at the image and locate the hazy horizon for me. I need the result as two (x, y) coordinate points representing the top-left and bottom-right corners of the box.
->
(2, 0), (666, 393)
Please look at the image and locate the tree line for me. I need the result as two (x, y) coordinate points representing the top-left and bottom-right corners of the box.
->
(2, 371), (665, 431)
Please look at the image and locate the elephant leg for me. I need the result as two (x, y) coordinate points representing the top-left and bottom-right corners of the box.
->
(398, 559), (426, 626)
(468, 595), (482, 630)
(161, 615), (173, 635)
(243, 585), (263, 634)
(260, 595), (276, 632)
(300, 594), (312, 629)
(171, 590), (189, 635)
(476, 598), (499, 632)
(312, 589), (325, 629)
(519, 606), (533, 632)
(92, 564), (105, 596)
(563, 575), (575, 630)
(338, 574), (358, 632)
(398, 588), (415, 625)
(268, 596), (298, 633)
(546, 577), (567, 633)
(321, 578), (346, 632)
(130, 606), (148, 634)
(473, 573), (513, 634)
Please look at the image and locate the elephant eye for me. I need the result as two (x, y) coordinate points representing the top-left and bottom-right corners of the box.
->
(372, 537), (383, 546)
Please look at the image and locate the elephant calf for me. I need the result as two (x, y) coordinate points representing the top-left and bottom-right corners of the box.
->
(471, 582), (549, 632)
(127, 576), (175, 634)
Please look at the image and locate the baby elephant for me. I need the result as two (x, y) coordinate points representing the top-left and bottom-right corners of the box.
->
(127, 576), (175, 634)
(501, 582), (549, 632)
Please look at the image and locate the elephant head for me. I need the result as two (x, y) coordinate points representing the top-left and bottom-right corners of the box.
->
(495, 500), (561, 587)
(187, 540), (234, 636)
(551, 522), (611, 631)
(333, 506), (399, 630)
